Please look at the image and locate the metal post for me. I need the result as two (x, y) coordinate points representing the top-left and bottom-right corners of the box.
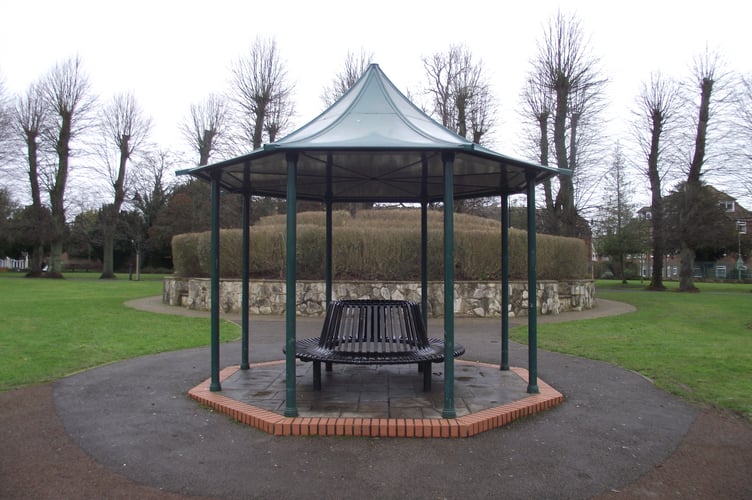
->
(284, 153), (299, 417)
(442, 152), (456, 418)
(240, 165), (251, 370)
(210, 171), (221, 392)
(421, 155), (429, 328)
(421, 201), (428, 328)
(326, 202), (333, 305)
(501, 194), (510, 371)
(526, 173), (539, 394)
(326, 155), (333, 305)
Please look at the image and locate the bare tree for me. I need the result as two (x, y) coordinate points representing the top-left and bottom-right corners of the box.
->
(568, 75), (608, 217)
(422, 44), (496, 145)
(132, 148), (175, 229)
(467, 78), (497, 145)
(228, 36), (295, 150)
(520, 71), (554, 215)
(14, 82), (48, 208)
(96, 92), (151, 279)
(263, 89), (295, 144)
(41, 56), (96, 276)
(525, 10), (607, 236)
(0, 187), (16, 255)
(0, 73), (13, 166)
(132, 148), (176, 268)
(422, 49), (455, 130)
(12, 80), (51, 274)
(738, 74), (752, 200)
(632, 72), (682, 290)
(422, 44), (498, 213)
(321, 48), (373, 107)
(181, 93), (230, 166)
(677, 50), (734, 291)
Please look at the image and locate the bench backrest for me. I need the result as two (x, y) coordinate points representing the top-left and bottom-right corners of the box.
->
(319, 300), (430, 354)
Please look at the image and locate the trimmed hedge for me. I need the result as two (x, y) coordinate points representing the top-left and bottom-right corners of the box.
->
(172, 209), (589, 280)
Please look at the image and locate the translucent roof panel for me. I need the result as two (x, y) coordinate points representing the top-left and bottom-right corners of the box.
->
(179, 64), (567, 202)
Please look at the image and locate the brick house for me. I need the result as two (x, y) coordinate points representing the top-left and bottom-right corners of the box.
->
(637, 187), (751, 280)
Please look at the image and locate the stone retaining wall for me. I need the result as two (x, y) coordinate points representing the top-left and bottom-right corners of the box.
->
(163, 277), (595, 318)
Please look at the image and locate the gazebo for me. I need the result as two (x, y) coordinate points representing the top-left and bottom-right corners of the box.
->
(179, 63), (568, 419)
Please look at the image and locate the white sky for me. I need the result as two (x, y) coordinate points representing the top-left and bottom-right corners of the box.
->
(1, 0), (751, 205)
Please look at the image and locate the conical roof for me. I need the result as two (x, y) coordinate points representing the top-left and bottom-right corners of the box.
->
(180, 63), (567, 202)
(274, 63), (467, 149)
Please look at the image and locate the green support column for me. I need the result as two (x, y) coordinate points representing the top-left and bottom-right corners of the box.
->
(526, 173), (539, 394)
(241, 165), (250, 370)
(442, 152), (456, 419)
(284, 154), (299, 417)
(210, 171), (221, 392)
(325, 155), (333, 306)
(421, 202), (428, 327)
(326, 201), (333, 305)
(501, 193), (510, 371)
(420, 155), (429, 327)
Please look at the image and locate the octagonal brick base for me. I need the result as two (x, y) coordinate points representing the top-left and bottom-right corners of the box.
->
(188, 360), (563, 438)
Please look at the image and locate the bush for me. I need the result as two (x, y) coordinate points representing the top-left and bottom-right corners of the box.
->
(172, 233), (202, 277)
(172, 209), (590, 281)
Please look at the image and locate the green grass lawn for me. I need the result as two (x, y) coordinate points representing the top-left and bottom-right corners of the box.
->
(513, 280), (752, 419)
(0, 273), (238, 391)
(2, 273), (750, 421)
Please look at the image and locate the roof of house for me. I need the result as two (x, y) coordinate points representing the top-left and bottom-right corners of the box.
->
(640, 186), (752, 220)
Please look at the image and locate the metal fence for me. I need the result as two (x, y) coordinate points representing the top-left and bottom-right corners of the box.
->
(693, 261), (750, 281)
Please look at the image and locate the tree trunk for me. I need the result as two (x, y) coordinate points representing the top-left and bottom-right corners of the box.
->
(30, 245), (44, 277)
(650, 245), (665, 290)
(49, 112), (72, 277)
(252, 103), (266, 150)
(649, 198), (665, 290)
(48, 240), (64, 279)
(537, 113), (555, 216)
(646, 103), (666, 291)
(677, 180), (702, 292)
(199, 129), (213, 166)
(554, 180), (577, 236)
(100, 135), (129, 280)
(678, 242), (698, 292)
(48, 225), (65, 275)
(678, 70), (713, 292)
(687, 77), (713, 184)
(100, 230), (116, 279)
(559, 111), (580, 237)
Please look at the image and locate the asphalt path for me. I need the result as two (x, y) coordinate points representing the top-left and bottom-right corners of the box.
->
(48, 298), (702, 499)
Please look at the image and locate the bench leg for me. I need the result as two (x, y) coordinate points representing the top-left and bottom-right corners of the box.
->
(313, 361), (322, 390)
(325, 361), (333, 372)
(421, 362), (431, 392)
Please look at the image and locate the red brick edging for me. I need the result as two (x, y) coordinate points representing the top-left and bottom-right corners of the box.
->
(188, 361), (563, 438)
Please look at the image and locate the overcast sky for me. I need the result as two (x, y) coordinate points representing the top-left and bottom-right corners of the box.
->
(1, 0), (750, 203)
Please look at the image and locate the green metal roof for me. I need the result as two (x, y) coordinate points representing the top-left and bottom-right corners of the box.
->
(179, 63), (567, 202)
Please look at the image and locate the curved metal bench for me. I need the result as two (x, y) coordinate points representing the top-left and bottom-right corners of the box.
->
(290, 299), (465, 391)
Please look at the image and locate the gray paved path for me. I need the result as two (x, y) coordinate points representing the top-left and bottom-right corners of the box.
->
(52, 298), (697, 499)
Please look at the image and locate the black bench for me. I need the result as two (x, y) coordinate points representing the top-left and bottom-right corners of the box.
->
(290, 299), (465, 391)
